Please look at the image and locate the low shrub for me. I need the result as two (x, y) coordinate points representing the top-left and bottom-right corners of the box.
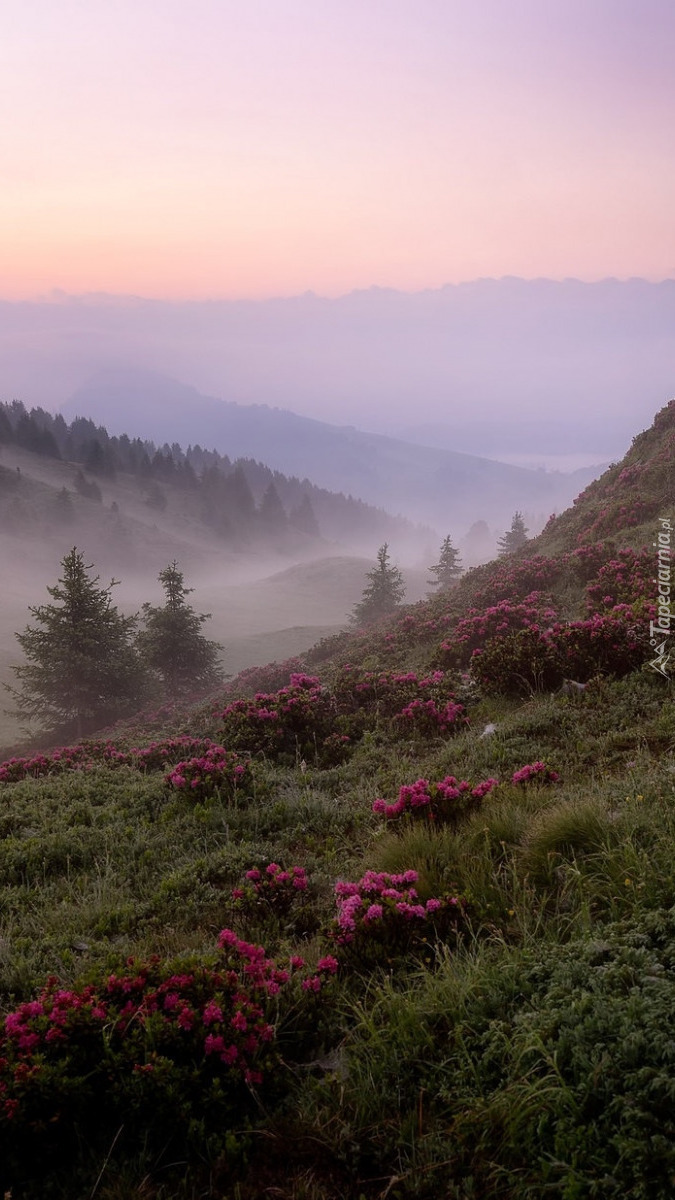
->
(330, 869), (467, 968)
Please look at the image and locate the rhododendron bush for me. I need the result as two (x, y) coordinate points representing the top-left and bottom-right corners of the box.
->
(165, 744), (252, 803)
(373, 773), (500, 825)
(231, 863), (318, 936)
(0, 735), (247, 786)
(219, 673), (345, 765)
(0, 931), (295, 1178)
(331, 870), (467, 967)
(469, 611), (646, 695)
(332, 665), (468, 740)
(584, 547), (657, 615)
(439, 593), (559, 668)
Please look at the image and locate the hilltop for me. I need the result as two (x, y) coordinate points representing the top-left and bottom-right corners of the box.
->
(0, 400), (672, 1199)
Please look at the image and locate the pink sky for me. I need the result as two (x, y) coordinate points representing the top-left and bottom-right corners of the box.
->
(2, 0), (675, 300)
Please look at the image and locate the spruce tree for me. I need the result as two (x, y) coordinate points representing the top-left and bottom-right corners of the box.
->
(136, 562), (223, 697)
(290, 493), (320, 537)
(258, 481), (288, 530)
(428, 535), (463, 590)
(497, 511), (529, 556)
(7, 548), (146, 737)
(350, 543), (406, 626)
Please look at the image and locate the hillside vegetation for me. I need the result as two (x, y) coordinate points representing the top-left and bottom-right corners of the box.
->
(0, 401), (673, 1199)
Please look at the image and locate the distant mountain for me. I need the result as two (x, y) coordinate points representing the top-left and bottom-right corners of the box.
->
(61, 365), (602, 535)
(1, 278), (672, 461)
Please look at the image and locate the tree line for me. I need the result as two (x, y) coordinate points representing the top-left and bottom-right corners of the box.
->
(0, 401), (425, 547)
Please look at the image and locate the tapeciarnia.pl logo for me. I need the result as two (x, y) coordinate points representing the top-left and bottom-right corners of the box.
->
(649, 517), (672, 678)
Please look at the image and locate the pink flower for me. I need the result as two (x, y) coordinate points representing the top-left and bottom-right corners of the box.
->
(202, 1001), (223, 1026)
(316, 955), (339, 974)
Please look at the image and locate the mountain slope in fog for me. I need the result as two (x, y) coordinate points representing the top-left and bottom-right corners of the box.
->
(61, 365), (602, 532)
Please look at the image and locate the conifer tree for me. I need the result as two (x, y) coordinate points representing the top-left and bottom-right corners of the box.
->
(428, 535), (463, 590)
(7, 548), (146, 737)
(258, 481), (288, 530)
(136, 562), (223, 696)
(290, 493), (320, 537)
(497, 511), (529, 556)
(350, 543), (406, 626)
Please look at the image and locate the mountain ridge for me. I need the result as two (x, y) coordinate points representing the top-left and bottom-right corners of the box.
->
(60, 365), (603, 533)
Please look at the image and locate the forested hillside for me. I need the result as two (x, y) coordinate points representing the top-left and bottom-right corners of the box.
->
(0, 399), (427, 552)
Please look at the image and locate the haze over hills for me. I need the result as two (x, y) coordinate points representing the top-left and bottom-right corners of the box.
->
(0, 412), (431, 746)
(2, 277), (672, 464)
(59, 365), (602, 534)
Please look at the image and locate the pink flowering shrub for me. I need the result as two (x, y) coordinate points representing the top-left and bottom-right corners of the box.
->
(470, 611), (646, 696)
(333, 666), (467, 740)
(0, 736), (240, 786)
(469, 627), (562, 696)
(219, 656), (306, 700)
(231, 863), (317, 935)
(584, 548), (657, 615)
(439, 594), (559, 668)
(330, 870), (467, 967)
(164, 745), (253, 803)
(372, 774), (499, 826)
(219, 673), (346, 766)
(511, 761), (560, 786)
(0, 931), (300, 1179)
(551, 612), (645, 681)
(394, 697), (467, 737)
(0, 739), (125, 784)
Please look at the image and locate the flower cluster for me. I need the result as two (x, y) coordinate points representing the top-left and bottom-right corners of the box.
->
(442, 594), (559, 667)
(584, 548), (657, 615)
(395, 697), (467, 737)
(165, 745), (252, 802)
(232, 862), (309, 920)
(511, 761), (560, 786)
(0, 929), (293, 1141)
(0, 736), (241, 786)
(220, 674), (344, 765)
(372, 773), (499, 825)
(219, 657), (306, 700)
(331, 870), (466, 965)
(469, 610), (646, 696)
(335, 667), (450, 717)
(0, 739), (123, 783)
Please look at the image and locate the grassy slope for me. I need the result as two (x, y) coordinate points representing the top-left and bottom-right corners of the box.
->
(0, 402), (673, 1199)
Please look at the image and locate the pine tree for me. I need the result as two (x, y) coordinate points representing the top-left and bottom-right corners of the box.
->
(258, 481), (288, 530)
(497, 511), (529, 556)
(53, 486), (75, 526)
(136, 562), (223, 697)
(350, 543), (406, 626)
(0, 406), (13, 444)
(7, 548), (146, 737)
(428, 535), (463, 590)
(290, 493), (320, 537)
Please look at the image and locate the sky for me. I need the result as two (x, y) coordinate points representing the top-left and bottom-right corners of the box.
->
(3, 0), (675, 301)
